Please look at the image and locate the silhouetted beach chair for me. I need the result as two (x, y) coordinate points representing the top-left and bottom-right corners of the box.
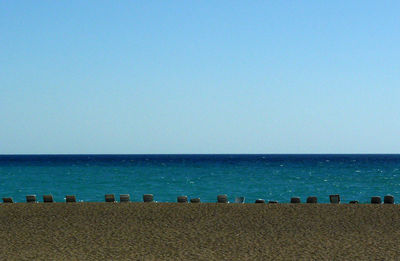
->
(43, 195), (54, 203)
(349, 200), (359, 204)
(217, 194), (228, 203)
(2, 197), (13, 203)
(66, 195), (77, 203)
(105, 194), (116, 202)
(329, 194), (340, 204)
(384, 195), (394, 204)
(371, 196), (381, 204)
(235, 197), (245, 203)
(190, 198), (200, 203)
(120, 194), (130, 203)
(255, 199), (265, 203)
(143, 194), (154, 202)
(26, 195), (37, 203)
(177, 196), (188, 203)
(290, 197), (301, 203)
(268, 200), (278, 204)
(306, 196), (317, 203)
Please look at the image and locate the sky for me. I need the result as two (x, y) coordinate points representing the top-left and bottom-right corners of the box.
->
(1, 1), (400, 154)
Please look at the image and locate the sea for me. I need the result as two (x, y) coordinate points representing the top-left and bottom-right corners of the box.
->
(0, 154), (399, 203)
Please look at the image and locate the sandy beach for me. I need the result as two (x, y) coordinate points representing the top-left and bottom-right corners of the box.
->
(1, 203), (400, 260)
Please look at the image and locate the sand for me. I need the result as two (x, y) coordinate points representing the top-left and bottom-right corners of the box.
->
(1, 203), (400, 260)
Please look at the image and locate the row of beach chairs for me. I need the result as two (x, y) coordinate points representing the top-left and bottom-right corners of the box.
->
(1, 194), (395, 204)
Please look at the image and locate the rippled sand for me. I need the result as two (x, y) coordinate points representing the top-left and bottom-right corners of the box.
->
(1, 203), (400, 260)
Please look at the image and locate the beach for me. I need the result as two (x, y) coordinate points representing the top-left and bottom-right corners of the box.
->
(1, 203), (400, 260)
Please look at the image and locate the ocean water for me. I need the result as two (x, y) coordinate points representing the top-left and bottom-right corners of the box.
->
(0, 154), (399, 203)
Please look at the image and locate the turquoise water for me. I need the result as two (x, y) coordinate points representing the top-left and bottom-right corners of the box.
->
(1, 155), (399, 203)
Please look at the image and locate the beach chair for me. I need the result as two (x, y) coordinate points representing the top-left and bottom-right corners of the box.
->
(290, 197), (301, 203)
(371, 196), (381, 204)
(177, 196), (188, 203)
(329, 194), (340, 204)
(384, 195), (394, 204)
(66, 195), (77, 203)
(190, 198), (201, 203)
(120, 194), (130, 203)
(26, 195), (37, 203)
(43, 195), (54, 203)
(105, 194), (116, 203)
(268, 200), (278, 204)
(349, 200), (359, 204)
(2, 197), (13, 203)
(143, 194), (154, 203)
(235, 197), (245, 203)
(217, 194), (228, 203)
(306, 196), (317, 203)
(255, 199), (265, 203)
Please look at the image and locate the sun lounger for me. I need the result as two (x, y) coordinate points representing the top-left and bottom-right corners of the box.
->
(120, 194), (130, 203)
(26, 195), (37, 203)
(306, 196), (317, 203)
(66, 195), (77, 203)
(143, 194), (154, 202)
(329, 194), (340, 204)
(105, 194), (116, 202)
(177, 196), (188, 203)
(190, 198), (200, 203)
(43, 195), (54, 203)
(371, 196), (381, 204)
(384, 195), (394, 204)
(2, 197), (13, 203)
(217, 194), (228, 203)
(290, 197), (301, 203)
(255, 199), (265, 203)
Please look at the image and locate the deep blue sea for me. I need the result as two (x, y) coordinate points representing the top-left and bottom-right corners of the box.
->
(1, 154), (399, 203)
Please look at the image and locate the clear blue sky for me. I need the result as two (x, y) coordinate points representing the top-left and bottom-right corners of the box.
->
(1, 1), (399, 154)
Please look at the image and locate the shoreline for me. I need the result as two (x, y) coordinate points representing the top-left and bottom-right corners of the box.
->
(1, 203), (400, 260)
